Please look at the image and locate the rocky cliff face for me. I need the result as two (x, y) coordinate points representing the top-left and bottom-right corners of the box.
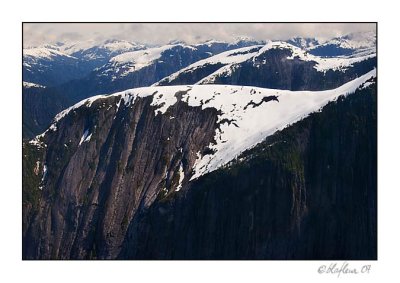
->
(23, 82), (377, 260)
(23, 92), (219, 259)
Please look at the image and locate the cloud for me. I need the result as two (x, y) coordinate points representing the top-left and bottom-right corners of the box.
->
(23, 23), (376, 47)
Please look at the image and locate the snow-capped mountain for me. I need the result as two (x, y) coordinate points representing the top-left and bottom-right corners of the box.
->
(231, 35), (266, 46)
(23, 45), (92, 86)
(99, 44), (196, 80)
(286, 37), (320, 49)
(156, 41), (376, 90)
(23, 40), (148, 86)
(308, 31), (376, 57)
(62, 39), (147, 66)
(23, 81), (46, 89)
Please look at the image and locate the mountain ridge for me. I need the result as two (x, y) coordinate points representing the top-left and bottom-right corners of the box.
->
(30, 69), (376, 180)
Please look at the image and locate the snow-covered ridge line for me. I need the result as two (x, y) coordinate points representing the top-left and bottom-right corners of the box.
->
(35, 69), (376, 179)
(189, 69), (376, 179)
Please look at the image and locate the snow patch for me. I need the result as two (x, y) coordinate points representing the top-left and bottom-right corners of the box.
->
(175, 163), (185, 192)
(79, 129), (92, 145)
(23, 81), (46, 89)
(29, 139), (45, 148)
(39, 164), (48, 190)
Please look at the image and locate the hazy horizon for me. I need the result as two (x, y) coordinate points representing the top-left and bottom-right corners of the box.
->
(23, 23), (376, 48)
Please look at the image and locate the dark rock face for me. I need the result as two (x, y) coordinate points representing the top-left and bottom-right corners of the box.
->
(23, 93), (219, 259)
(23, 84), (377, 259)
(118, 85), (376, 260)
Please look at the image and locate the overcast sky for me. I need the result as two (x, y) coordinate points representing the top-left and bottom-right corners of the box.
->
(23, 23), (376, 47)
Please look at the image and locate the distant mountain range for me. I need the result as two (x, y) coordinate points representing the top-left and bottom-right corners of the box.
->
(23, 32), (376, 139)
